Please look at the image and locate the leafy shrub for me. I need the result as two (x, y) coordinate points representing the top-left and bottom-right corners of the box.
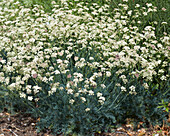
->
(0, 0), (169, 135)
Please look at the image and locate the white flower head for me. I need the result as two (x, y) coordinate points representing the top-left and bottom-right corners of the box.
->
(28, 96), (33, 101)
(85, 108), (90, 112)
(99, 96), (105, 101)
(146, 3), (152, 7)
(67, 89), (74, 94)
(106, 71), (111, 77)
(97, 92), (102, 97)
(88, 90), (94, 95)
(101, 84), (106, 89)
(129, 85), (135, 91)
(20, 92), (26, 98)
(143, 83), (149, 89)
(160, 75), (166, 81)
(121, 86), (127, 92)
(69, 99), (75, 104)
(80, 97), (86, 103)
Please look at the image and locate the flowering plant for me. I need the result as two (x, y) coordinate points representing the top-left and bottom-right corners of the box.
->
(0, 0), (169, 134)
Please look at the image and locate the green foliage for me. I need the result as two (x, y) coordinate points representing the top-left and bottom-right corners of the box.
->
(0, 87), (30, 114)
(34, 87), (118, 135)
(120, 87), (169, 126)
(15, 0), (53, 12)
(158, 99), (169, 113)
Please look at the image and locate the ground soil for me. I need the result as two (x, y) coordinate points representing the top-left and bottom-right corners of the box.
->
(0, 112), (169, 136)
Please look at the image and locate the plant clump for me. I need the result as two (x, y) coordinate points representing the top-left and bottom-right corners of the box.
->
(0, 0), (169, 135)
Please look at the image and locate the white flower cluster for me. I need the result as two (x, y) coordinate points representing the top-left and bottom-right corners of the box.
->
(0, 0), (169, 111)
